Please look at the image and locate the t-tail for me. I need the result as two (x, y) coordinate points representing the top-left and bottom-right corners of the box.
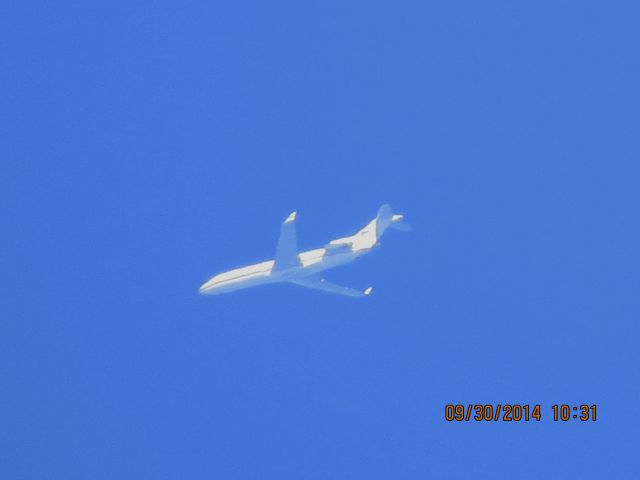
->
(374, 204), (412, 239)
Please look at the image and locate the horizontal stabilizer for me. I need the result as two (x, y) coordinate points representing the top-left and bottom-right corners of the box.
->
(376, 204), (411, 235)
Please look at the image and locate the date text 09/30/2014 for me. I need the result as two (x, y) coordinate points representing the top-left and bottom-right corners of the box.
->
(444, 404), (597, 422)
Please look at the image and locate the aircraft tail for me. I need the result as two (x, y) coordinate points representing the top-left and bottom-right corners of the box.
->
(375, 204), (411, 239)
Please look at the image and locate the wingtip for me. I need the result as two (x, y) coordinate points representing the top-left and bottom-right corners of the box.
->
(285, 211), (297, 223)
(364, 287), (373, 296)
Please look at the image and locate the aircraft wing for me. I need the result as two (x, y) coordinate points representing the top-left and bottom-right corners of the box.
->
(290, 275), (372, 297)
(273, 211), (301, 271)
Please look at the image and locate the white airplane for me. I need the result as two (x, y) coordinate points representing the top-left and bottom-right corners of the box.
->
(198, 204), (410, 297)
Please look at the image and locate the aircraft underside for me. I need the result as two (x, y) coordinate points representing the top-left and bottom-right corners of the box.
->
(199, 205), (409, 297)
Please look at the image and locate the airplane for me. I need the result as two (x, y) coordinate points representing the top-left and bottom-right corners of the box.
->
(198, 204), (410, 297)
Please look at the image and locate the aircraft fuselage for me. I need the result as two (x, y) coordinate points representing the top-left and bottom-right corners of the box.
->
(198, 246), (370, 295)
(198, 205), (408, 297)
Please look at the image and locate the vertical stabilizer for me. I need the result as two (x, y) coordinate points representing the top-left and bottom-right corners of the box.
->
(374, 204), (411, 239)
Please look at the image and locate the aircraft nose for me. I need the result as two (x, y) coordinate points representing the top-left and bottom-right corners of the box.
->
(199, 277), (218, 294)
(199, 281), (212, 294)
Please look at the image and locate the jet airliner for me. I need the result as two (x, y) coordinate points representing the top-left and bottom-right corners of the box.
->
(199, 204), (410, 297)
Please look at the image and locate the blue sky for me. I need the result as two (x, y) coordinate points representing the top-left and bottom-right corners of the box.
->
(2, 1), (639, 478)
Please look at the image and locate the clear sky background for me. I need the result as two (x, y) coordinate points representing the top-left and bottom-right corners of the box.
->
(2, 1), (639, 478)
